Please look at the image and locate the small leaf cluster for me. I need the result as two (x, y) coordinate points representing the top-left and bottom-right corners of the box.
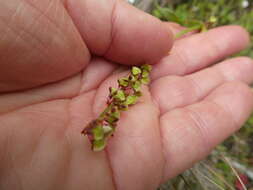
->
(82, 64), (152, 151)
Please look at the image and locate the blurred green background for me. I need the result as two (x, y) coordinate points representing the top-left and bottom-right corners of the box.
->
(131, 0), (253, 189)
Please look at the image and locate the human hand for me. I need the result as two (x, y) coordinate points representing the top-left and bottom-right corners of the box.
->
(0, 0), (252, 190)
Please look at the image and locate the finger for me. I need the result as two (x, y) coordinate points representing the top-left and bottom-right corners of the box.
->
(151, 26), (250, 80)
(106, 99), (164, 190)
(163, 22), (185, 37)
(0, 58), (118, 114)
(80, 58), (118, 93)
(0, 97), (115, 190)
(160, 82), (253, 180)
(88, 72), (165, 189)
(163, 22), (197, 39)
(0, 0), (90, 92)
(0, 73), (82, 114)
(66, 0), (173, 65)
(151, 57), (253, 114)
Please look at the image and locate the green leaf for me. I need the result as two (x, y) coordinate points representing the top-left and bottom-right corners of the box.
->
(185, 19), (203, 27)
(152, 9), (163, 19)
(92, 126), (104, 141)
(126, 95), (138, 105)
(93, 139), (106, 152)
(114, 90), (125, 101)
(156, 6), (184, 24)
(175, 24), (202, 39)
(131, 66), (142, 75)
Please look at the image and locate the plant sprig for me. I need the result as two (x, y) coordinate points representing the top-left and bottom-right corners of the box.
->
(153, 4), (217, 39)
(81, 64), (152, 151)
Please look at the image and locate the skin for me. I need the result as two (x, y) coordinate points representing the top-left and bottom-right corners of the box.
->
(0, 0), (252, 189)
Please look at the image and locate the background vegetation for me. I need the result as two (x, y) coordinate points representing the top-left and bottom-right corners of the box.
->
(132, 0), (253, 189)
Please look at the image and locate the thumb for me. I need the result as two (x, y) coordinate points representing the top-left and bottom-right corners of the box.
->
(66, 0), (173, 65)
(0, 0), (172, 92)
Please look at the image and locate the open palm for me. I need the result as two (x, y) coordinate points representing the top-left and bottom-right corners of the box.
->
(0, 0), (253, 190)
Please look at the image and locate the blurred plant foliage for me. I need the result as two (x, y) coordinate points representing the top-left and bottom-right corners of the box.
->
(151, 0), (253, 189)
(152, 0), (253, 57)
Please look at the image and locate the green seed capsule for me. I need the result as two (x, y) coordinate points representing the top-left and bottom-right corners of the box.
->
(126, 95), (138, 105)
(114, 90), (126, 101)
(93, 139), (106, 152)
(118, 77), (129, 87)
(141, 64), (152, 72)
(131, 66), (142, 75)
(109, 87), (117, 96)
(142, 70), (149, 78)
(92, 126), (104, 141)
(133, 81), (141, 92)
(103, 125), (113, 134)
(141, 77), (150, 85)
